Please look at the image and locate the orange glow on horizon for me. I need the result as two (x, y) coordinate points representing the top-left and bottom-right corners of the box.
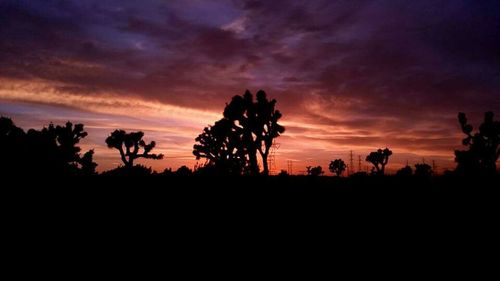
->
(0, 78), (462, 175)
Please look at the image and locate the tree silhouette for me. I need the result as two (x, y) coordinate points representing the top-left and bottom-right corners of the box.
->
(455, 112), (500, 174)
(329, 159), (346, 176)
(415, 163), (432, 177)
(254, 90), (285, 175)
(0, 117), (96, 175)
(396, 165), (413, 177)
(80, 150), (97, 175)
(193, 118), (246, 175)
(223, 93), (259, 174)
(106, 130), (163, 168)
(366, 148), (392, 175)
(194, 90), (285, 175)
(0, 117), (25, 139)
(0, 117), (27, 172)
(306, 166), (324, 176)
(223, 90), (285, 175)
(29, 121), (97, 175)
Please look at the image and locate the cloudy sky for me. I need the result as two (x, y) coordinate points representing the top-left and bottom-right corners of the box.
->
(1, 0), (499, 174)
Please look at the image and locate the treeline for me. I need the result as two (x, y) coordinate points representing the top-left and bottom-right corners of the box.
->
(0, 118), (97, 176)
(0, 90), (499, 177)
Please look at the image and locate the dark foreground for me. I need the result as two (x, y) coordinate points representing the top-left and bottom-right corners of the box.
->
(3, 174), (498, 263)
(5, 174), (499, 209)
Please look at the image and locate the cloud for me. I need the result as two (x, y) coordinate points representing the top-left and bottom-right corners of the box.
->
(1, 0), (499, 172)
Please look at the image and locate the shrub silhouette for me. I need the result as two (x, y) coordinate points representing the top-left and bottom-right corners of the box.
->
(101, 164), (153, 176)
(175, 165), (193, 176)
(192, 163), (220, 176)
(194, 90), (285, 175)
(106, 130), (163, 168)
(366, 148), (392, 175)
(306, 166), (324, 176)
(414, 163), (432, 177)
(350, 171), (368, 178)
(329, 159), (346, 176)
(0, 117), (97, 175)
(396, 165), (413, 177)
(278, 170), (289, 176)
(162, 167), (174, 175)
(455, 111), (500, 174)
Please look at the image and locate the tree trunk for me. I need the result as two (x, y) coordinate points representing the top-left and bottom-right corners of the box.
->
(262, 152), (269, 175)
(245, 131), (259, 175)
(248, 149), (259, 175)
(119, 147), (129, 167)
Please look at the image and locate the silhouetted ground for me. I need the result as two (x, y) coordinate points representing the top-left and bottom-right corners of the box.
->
(3, 173), (497, 262)
(6, 174), (498, 209)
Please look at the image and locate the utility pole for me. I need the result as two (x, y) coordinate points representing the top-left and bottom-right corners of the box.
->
(350, 150), (354, 175)
(287, 160), (293, 175)
(358, 155), (362, 173)
(268, 142), (280, 175)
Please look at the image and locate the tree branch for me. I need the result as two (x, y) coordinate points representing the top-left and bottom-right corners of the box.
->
(118, 147), (128, 166)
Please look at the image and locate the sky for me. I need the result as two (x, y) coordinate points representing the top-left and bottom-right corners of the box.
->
(1, 0), (499, 174)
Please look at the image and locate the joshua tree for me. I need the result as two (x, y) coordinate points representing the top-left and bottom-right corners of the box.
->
(53, 122), (88, 163)
(223, 90), (285, 175)
(223, 93), (259, 174)
(193, 118), (246, 174)
(455, 111), (500, 174)
(306, 166), (324, 176)
(366, 148), (392, 175)
(253, 90), (285, 175)
(195, 90), (285, 175)
(329, 159), (346, 176)
(0, 118), (96, 175)
(106, 130), (163, 168)
(27, 121), (97, 174)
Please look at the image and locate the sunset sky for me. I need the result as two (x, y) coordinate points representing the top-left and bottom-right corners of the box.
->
(1, 0), (499, 174)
